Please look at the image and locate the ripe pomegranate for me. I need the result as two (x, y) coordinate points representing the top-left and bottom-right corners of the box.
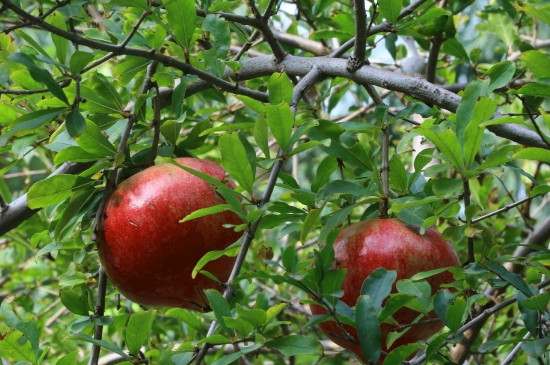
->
(97, 157), (243, 310)
(310, 218), (460, 361)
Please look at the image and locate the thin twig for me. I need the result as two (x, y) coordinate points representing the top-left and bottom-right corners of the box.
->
(472, 196), (535, 224)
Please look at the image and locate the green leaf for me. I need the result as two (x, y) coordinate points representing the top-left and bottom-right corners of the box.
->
(389, 155), (408, 193)
(7, 52), (69, 104)
(265, 335), (324, 357)
(455, 81), (482, 143)
(166, 308), (203, 331)
(75, 119), (117, 157)
(383, 344), (422, 365)
(416, 127), (463, 172)
(80, 72), (123, 114)
(520, 50), (550, 79)
(433, 290), (454, 327)
(211, 343), (263, 365)
(69, 51), (95, 75)
(486, 262), (535, 298)
(70, 333), (132, 361)
(446, 297), (467, 332)
(356, 295), (381, 364)
(485, 61), (516, 93)
(27, 174), (95, 209)
(166, 0), (197, 49)
(518, 292), (539, 336)
(390, 196), (440, 214)
(317, 180), (371, 200)
(300, 208), (322, 243)
(379, 293), (415, 323)
(59, 284), (93, 316)
(311, 156), (338, 193)
(49, 12), (68, 64)
(219, 133), (255, 194)
(1, 301), (40, 361)
(360, 267), (397, 310)
(464, 97), (498, 169)
(126, 310), (156, 355)
(0, 107), (67, 146)
(267, 103), (294, 152)
(0, 331), (37, 364)
(509, 82), (550, 97)
(54, 189), (96, 240)
(180, 204), (232, 223)
(514, 147), (550, 164)
(66, 109), (87, 138)
(378, 0), (402, 24)
(266, 302), (288, 323)
(204, 289), (232, 330)
(268, 72), (293, 105)
(192, 244), (240, 279)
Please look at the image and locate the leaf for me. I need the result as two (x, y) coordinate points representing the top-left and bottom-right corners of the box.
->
(59, 284), (92, 316)
(390, 196), (440, 213)
(300, 208), (322, 243)
(76, 120), (117, 157)
(69, 50), (95, 75)
(192, 244), (240, 279)
(520, 50), (550, 79)
(434, 290), (454, 327)
(382, 344), (422, 365)
(7, 52), (69, 104)
(211, 343), (263, 365)
(27, 174), (95, 209)
(360, 268), (397, 310)
(1, 301), (40, 361)
(509, 83), (550, 97)
(126, 310), (156, 356)
(165, 0), (197, 49)
(204, 289), (232, 330)
(180, 204), (232, 223)
(317, 180), (371, 200)
(356, 295), (381, 364)
(66, 109), (87, 138)
(379, 293), (415, 323)
(485, 61), (516, 93)
(166, 308), (203, 331)
(518, 291), (539, 336)
(70, 333), (132, 361)
(378, 0), (402, 24)
(389, 155), (408, 193)
(463, 97), (498, 169)
(268, 72), (293, 105)
(514, 147), (550, 164)
(0, 107), (67, 146)
(0, 331), (37, 364)
(49, 11), (68, 64)
(486, 262), (535, 298)
(265, 335), (324, 357)
(311, 156), (338, 193)
(219, 133), (255, 194)
(416, 127), (463, 172)
(267, 103), (294, 152)
(446, 297), (467, 332)
(455, 81), (482, 144)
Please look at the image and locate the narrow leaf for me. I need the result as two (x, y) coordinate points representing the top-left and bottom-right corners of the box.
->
(126, 310), (156, 356)
(218, 133), (254, 194)
(360, 268), (397, 310)
(27, 175), (95, 209)
(0, 107), (67, 146)
(180, 204), (231, 223)
(267, 103), (294, 152)
(356, 295), (381, 364)
(66, 109), (87, 138)
(165, 0), (197, 49)
(265, 335), (324, 357)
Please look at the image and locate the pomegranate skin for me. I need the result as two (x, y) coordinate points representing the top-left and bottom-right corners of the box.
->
(310, 218), (460, 360)
(97, 157), (243, 310)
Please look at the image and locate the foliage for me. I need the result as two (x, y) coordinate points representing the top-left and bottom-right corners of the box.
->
(1, 0), (550, 364)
